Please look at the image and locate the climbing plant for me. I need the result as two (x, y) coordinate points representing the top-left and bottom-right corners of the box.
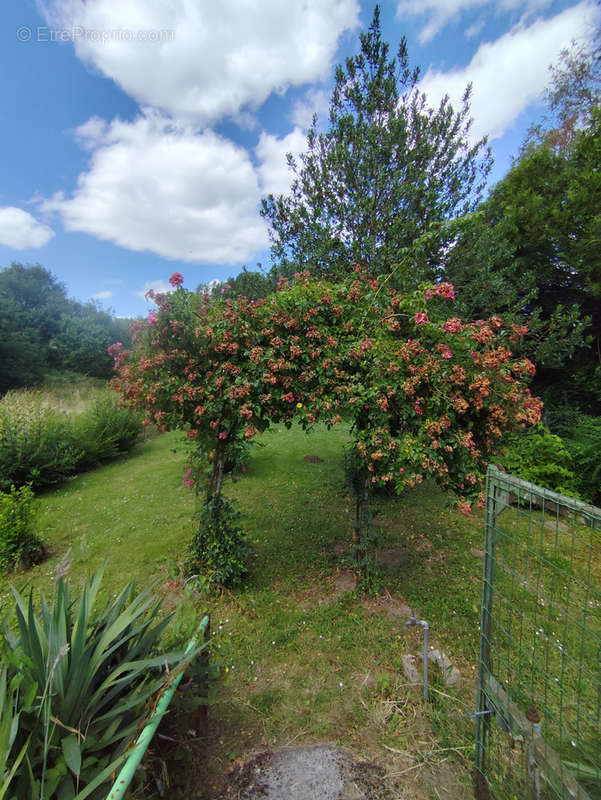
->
(112, 270), (541, 585)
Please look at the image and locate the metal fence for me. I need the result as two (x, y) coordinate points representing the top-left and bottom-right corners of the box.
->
(475, 466), (601, 800)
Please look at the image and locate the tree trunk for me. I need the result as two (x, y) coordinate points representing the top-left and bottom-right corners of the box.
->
(208, 437), (226, 502)
(353, 474), (370, 572)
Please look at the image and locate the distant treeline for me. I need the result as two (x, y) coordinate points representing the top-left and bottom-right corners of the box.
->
(0, 263), (133, 393)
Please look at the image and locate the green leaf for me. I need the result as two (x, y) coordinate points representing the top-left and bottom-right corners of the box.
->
(61, 735), (81, 777)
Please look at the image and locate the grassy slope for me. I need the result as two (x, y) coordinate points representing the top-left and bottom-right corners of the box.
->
(3, 424), (486, 799)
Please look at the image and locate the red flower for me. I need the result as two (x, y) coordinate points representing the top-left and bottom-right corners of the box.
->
(169, 272), (184, 287)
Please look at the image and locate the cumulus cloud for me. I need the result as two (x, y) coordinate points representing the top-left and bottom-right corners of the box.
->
(291, 88), (331, 129)
(255, 127), (308, 198)
(41, 113), (269, 264)
(397, 0), (552, 43)
(0, 207), (54, 249)
(418, 3), (596, 142)
(136, 279), (174, 299)
(41, 0), (359, 125)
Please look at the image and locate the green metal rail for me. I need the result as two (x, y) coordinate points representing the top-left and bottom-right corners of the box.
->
(106, 614), (210, 800)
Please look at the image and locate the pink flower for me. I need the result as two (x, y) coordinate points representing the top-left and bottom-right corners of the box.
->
(437, 344), (453, 359)
(107, 342), (123, 356)
(218, 431), (228, 439)
(442, 317), (463, 334)
(169, 272), (184, 287)
(436, 282), (455, 300)
(144, 288), (155, 300)
(414, 312), (429, 325)
(182, 469), (194, 488)
(148, 312), (158, 325)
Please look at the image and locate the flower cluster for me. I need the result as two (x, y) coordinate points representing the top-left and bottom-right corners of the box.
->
(111, 273), (541, 510)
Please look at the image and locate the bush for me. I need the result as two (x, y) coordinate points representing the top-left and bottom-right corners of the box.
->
(498, 424), (581, 498)
(562, 416), (601, 506)
(188, 497), (251, 587)
(0, 565), (205, 799)
(73, 393), (143, 470)
(0, 392), (81, 492)
(0, 484), (44, 570)
(0, 388), (143, 492)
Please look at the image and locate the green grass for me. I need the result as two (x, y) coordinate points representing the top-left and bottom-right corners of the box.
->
(3, 423), (488, 799)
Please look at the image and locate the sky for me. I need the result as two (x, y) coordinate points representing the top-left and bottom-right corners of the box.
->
(0, 0), (598, 318)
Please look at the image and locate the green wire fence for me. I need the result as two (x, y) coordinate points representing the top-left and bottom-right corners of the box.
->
(475, 466), (601, 800)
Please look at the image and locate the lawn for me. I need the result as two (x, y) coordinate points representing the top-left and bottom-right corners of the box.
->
(3, 423), (488, 799)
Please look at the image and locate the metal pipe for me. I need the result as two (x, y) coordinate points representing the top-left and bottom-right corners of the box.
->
(405, 611), (430, 701)
(105, 614), (210, 800)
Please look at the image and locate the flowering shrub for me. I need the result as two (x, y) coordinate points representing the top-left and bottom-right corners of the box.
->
(112, 270), (541, 582)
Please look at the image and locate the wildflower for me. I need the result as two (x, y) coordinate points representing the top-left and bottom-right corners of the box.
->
(296, 402), (303, 408)
(169, 272), (184, 287)
(218, 431), (228, 440)
(148, 312), (158, 325)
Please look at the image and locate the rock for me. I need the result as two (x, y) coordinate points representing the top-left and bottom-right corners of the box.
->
(427, 649), (461, 687)
(402, 654), (421, 685)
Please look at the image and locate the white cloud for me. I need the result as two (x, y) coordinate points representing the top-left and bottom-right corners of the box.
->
(418, 3), (596, 142)
(41, 0), (359, 125)
(42, 113), (269, 264)
(465, 19), (485, 38)
(91, 290), (112, 300)
(255, 127), (308, 198)
(0, 207), (54, 249)
(136, 279), (174, 299)
(397, 0), (551, 43)
(291, 88), (331, 129)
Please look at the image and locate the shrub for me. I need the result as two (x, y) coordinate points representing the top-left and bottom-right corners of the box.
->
(0, 392), (80, 492)
(498, 424), (581, 498)
(0, 389), (142, 492)
(562, 416), (601, 505)
(0, 565), (205, 799)
(0, 484), (44, 570)
(188, 497), (251, 587)
(73, 393), (143, 470)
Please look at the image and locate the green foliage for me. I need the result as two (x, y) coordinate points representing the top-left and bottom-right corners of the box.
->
(0, 485), (43, 570)
(498, 425), (580, 498)
(189, 497), (251, 588)
(560, 415), (601, 505)
(0, 564), (203, 799)
(0, 389), (142, 492)
(0, 393), (81, 493)
(0, 263), (132, 393)
(261, 6), (491, 283)
(73, 394), (143, 471)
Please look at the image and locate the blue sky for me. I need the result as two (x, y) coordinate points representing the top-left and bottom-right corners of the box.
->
(0, 0), (597, 318)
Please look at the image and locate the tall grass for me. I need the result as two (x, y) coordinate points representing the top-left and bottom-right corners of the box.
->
(0, 382), (143, 493)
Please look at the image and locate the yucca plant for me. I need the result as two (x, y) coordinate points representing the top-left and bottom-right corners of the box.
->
(0, 563), (205, 799)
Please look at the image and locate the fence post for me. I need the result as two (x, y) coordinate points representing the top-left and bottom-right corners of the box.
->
(475, 466), (499, 797)
(197, 613), (210, 738)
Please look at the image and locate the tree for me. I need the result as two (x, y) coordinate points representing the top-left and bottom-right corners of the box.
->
(261, 6), (491, 284)
(528, 36), (601, 151)
(0, 263), (133, 391)
(113, 271), (540, 585)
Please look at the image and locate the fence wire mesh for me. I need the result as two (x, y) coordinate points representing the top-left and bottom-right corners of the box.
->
(475, 466), (601, 800)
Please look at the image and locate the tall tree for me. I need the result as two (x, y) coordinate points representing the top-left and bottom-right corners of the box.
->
(261, 6), (492, 284)
(445, 106), (601, 409)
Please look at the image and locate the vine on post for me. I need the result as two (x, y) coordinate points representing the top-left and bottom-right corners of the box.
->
(111, 270), (541, 586)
